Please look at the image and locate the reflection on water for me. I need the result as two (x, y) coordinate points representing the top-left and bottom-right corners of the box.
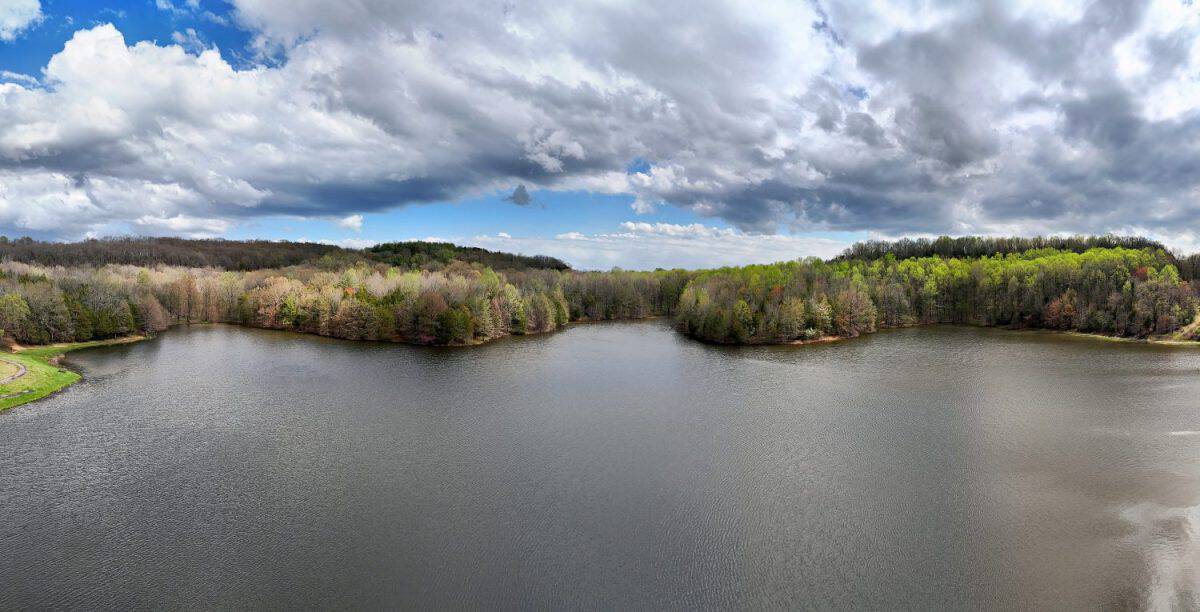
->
(1, 322), (1198, 609)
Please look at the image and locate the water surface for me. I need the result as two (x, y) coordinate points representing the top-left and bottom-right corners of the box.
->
(2, 322), (1198, 609)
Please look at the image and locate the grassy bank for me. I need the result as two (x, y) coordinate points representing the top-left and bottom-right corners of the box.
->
(1052, 314), (1200, 346)
(0, 336), (145, 412)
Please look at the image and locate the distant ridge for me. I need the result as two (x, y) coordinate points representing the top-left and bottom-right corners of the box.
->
(837, 235), (1170, 261)
(0, 236), (569, 272)
(365, 241), (570, 271)
(0, 237), (347, 270)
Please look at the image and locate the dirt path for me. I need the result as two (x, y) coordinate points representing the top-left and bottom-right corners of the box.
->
(0, 358), (27, 386)
(1176, 314), (1200, 340)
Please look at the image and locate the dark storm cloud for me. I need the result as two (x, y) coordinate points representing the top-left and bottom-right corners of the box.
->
(255, 177), (458, 216)
(504, 184), (533, 206)
(893, 94), (998, 168)
(843, 112), (888, 147)
(1061, 88), (1144, 148)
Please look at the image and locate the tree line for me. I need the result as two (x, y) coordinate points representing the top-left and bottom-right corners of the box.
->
(838, 235), (1171, 262)
(0, 236), (353, 271)
(365, 241), (570, 271)
(0, 260), (689, 346)
(677, 247), (1196, 344)
(1, 238), (1197, 348)
(0, 236), (571, 273)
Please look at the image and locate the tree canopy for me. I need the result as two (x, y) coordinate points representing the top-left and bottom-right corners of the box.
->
(1, 236), (1197, 348)
(678, 247), (1195, 344)
(838, 235), (1169, 263)
(364, 241), (569, 271)
(0, 236), (571, 273)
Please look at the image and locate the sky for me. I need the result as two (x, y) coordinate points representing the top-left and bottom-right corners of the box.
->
(1, 1), (1200, 269)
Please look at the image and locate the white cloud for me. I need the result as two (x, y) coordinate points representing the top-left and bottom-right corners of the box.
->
(309, 237), (376, 249)
(0, 170), (97, 232)
(0, 70), (37, 86)
(0, 0), (40, 42)
(170, 28), (207, 53)
(630, 196), (657, 215)
(618, 221), (738, 238)
(336, 214), (363, 231)
(133, 213), (231, 236)
(473, 221), (849, 270)
(155, 0), (192, 16)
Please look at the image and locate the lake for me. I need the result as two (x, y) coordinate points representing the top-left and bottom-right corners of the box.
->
(2, 321), (1198, 609)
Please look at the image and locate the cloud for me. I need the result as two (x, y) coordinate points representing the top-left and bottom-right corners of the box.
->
(618, 221), (739, 238)
(170, 28), (208, 53)
(155, 0), (200, 16)
(1, 1), (1200, 250)
(630, 197), (657, 214)
(133, 213), (231, 236)
(336, 213), (363, 231)
(156, 1), (229, 26)
(0, 70), (38, 86)
(309, 237), (376, 249)
(474, 221), (850, 270)
(0, 170), (99, 234)
(504, 184), (533, 206)
(0, 0), (40, 41)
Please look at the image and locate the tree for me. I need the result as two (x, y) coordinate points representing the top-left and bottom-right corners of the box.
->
(18, 283), (73, 344)
(437, 305), (474, 344)
(136, 294), (171, 332)
(1045, 289), (1078, 330)
(731, 300), (754, 343)
(832, 289), (876, 337)
(776, 296), (806, 341)
(415, 291), (449, 342)
(331, 299), (375, 341)
(806, 295), (833, 335)
(0, 293), (31, 339)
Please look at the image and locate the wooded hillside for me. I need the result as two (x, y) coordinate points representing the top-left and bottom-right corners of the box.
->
(0, 236), (569, 272)
(1, 236), (1197, 348)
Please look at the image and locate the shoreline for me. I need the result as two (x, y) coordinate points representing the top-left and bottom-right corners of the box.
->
(1056, 330), (1200, 347)
(5, 317), (1198, 412)
(683, 321), (1200, 348)
(0, 335), (147, 412)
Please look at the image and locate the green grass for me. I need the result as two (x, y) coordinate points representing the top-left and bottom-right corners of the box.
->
(0, 360), (20, 380)
(0, 337), (144, 411)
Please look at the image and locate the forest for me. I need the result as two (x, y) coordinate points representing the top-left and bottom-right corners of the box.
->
(836, 235), (1172, 263)
(0, 236), (571, 272)
(0, 236), (1197, 348)
(365, 241), (570, 271)
(677, 246), (1197, 344)
(0, 236), (350, 270)
(0, 259), (689, 346)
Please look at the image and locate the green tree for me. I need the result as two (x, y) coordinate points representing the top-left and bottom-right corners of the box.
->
(0, 293), (31, 339)
(437, 305), (474, 344)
